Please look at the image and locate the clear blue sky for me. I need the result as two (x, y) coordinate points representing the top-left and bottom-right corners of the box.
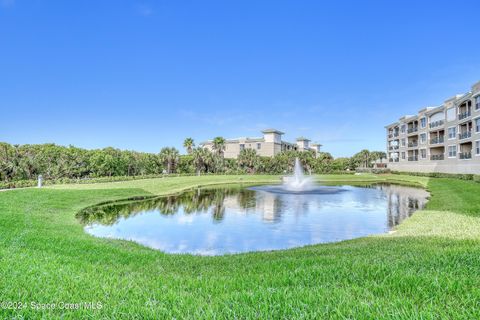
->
(1, 0), (479, 157)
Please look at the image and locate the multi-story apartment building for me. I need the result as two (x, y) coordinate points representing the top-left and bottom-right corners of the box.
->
(386, 80), (480, 174)
(200, 129), (322, 159)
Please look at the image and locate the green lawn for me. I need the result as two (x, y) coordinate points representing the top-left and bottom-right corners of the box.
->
(1, 174), (480, 319)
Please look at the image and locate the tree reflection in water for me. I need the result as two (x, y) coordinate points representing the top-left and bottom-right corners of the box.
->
(77, 186), (257, 226)
(78, 183), (429, 228)
(78, 183), (430, 255)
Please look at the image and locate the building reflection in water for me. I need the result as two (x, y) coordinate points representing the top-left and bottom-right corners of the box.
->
(78, 183), (430, 255)
(377, 184), (429, 228)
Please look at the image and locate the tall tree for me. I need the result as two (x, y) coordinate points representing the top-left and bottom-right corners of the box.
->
(313, 152), (334, 173)
(353, 149), (371, 168)
(237, 149), (260, 174)
(159, 147), (180, 174)
(370, 151), (387, 163)
(192, 147), (212, 175)
(212, 137), (226, 157)
(183, 138), (195, 155)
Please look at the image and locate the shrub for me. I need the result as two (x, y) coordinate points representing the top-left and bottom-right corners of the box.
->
(391, 171), (480, 182)
(356, 168), (391, 174)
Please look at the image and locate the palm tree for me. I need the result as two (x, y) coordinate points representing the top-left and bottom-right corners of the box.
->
(192, 147), (212, 175)
(354, 149), (371, 168)
(297, 150), (315, 174)
(159, 147), (179, 174)
(237, 149), (260, 174)
(212, 137), (226, 157)
(183, 138), (195, 155)
(371, 151), (387, 164)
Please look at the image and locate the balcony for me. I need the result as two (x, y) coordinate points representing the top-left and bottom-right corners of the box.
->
(388, 133), (399, 139)
(430, 154), (444, 161)
(430, 136), (444, 144)
(407, 127), (418, 134)
(429, 120), (444, 129)
(408, 156), (418, 161)
(458, 131), (472, 140)
(389, 158), (399, 163)
(389, 145), (399, 151)
(459, 152), (472, 160)
(458, 111), (472, 121)
(408, 142), (418, 148)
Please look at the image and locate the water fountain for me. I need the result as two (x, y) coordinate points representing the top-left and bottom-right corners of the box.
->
(250, 158), (343, 194)
(282, 158), (315, 191)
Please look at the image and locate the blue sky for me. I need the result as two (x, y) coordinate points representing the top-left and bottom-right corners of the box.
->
(1, 0), (479, 157)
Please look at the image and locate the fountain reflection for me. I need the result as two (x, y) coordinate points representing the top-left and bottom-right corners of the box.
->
(78, 183), (429, 255)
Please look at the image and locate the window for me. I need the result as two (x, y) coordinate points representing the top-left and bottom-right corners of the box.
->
(446, 107), (456, 122)
(448, 127), (457, 139)
(257, 143), (261, 150)
(420, 133), (427, 144)
(448, 145), (457, 158)
(420, 117), (426, 128)
(420, 149), (427, 159)
(240, 144), (245, 151)
(401, 152), (405, 160)
(401, 125), (406, 133)
(476, 141), (480, 155)
(401, 138), (406, 147)
(476, 96), (480, 110)
(476, 118), (480, 133)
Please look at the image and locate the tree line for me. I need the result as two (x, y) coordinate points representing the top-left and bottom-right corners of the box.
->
(0, 139), (386, 182)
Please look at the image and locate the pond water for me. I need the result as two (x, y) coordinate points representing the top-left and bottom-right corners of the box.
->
(78, 184), (429, 255)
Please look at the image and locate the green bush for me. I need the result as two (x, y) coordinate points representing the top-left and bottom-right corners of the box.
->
(356, 168), (391, 174)
(0, 141), (377, 189)
(391, 171), (480, 182)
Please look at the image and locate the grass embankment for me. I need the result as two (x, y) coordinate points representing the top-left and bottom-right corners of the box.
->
(1, 174), (480, 319)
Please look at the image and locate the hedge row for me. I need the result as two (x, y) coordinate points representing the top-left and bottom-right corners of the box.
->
(0, 171), (354, 190)
(355, 168), (391, 174)
(0, 173), (243, 190)
(391, 171), (480, 182)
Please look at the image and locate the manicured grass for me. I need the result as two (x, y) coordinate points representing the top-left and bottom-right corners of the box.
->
(47, 174), (283, 194)
(1, 174), (480, 319)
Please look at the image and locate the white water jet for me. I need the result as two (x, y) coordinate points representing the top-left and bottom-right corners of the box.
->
(282, 158), (315, 191)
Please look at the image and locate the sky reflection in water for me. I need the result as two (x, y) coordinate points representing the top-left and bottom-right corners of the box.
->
(79, 184), (429, 255)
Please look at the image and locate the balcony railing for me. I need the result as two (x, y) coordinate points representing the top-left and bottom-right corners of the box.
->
(389, 158), (399, 162)
(430, 136), (445, 144)
(458, 111), (472, 121)
(408, 142), (418, 148)
(408, 156), (418, 161)
(407, 127), (418, 134)
(459, 152), (472, 160)
(430, 154), (444, 161)
(458, 131), (472, 140)
(429, 120), (444, 129)
(389, 145), (399, 151)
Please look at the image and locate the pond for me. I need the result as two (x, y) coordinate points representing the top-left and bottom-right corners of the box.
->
(78, 184), (429, 255)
